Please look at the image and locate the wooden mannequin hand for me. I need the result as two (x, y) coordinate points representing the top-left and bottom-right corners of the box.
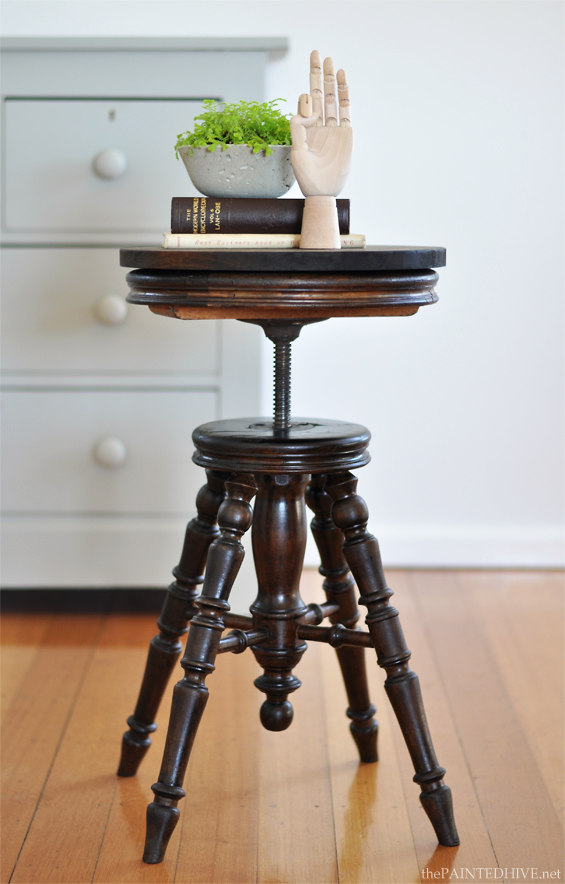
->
(290, 51), (353, 197)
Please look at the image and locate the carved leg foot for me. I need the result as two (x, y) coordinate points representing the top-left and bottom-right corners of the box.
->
(144, 799), (180, 864)
(326, 471), (460, 847)
(117, 470), (228, 777)
(143, 473), (256, 864)
(306, 474), (378, 763)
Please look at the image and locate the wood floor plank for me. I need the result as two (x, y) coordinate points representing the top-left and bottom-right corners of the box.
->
(410, 570), (564, 878)
(256, 636), (339, 884)
(467, 570), (564, 824)
(92, 613), (183, 884)
(389, 570), (500, 876)
(1, 614), (104, 884)
(322, 639), (422, 883)
(300, 568), (422, 884)
(173, 644), (262, 884)
(1, 613), (53, 716)
(11, 614), (180, 884)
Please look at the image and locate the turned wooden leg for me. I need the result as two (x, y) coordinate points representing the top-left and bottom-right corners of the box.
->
(117, 470), (228, 777)
(251, 472), (310, 731)
(305, 474), (378, 762)
(325, 471), (460, 848)
(143, 473), (256, 864)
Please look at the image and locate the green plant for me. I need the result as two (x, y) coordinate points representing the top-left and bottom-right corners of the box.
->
(175, 99), (292, 157)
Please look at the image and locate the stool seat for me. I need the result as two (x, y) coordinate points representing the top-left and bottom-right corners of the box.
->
(192, 417), (371, 474)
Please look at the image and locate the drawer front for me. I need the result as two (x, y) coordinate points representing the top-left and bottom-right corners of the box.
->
(1, 248), (219, 374)
(4, 99), (200, 231)
(1, 389), (218, 514)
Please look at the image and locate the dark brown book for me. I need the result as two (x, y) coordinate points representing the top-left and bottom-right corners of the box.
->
(171, 197), (350, 235)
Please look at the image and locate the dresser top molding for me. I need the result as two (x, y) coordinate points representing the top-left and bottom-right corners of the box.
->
(0, 37), (289, 52)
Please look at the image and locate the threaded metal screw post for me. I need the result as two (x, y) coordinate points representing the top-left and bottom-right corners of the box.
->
(273, 340), (292, 430)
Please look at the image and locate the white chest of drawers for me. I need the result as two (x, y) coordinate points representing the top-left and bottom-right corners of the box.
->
(1, 37), (287, 587)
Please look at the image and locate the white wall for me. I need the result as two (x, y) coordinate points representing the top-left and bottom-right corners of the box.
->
(3, 0), (563, 567)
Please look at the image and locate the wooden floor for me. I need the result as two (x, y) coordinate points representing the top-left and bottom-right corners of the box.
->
(1, 569), (563, 884)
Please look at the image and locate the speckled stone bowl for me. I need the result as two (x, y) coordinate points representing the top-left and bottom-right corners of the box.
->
(178, 144), (295, 198)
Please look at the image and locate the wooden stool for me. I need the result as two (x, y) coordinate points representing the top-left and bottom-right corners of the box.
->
(117, 247), (460, 864)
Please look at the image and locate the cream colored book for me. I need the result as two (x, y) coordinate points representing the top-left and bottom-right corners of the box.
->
(162, 232), (366, 249)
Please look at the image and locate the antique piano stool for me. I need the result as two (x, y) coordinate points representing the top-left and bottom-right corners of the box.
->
(116, 246), (460, 864)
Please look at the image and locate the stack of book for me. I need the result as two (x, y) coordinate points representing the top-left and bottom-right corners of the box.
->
(162, 198), (365, 249)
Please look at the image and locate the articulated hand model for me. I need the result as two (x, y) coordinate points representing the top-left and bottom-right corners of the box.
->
(291, 50), (353, 249)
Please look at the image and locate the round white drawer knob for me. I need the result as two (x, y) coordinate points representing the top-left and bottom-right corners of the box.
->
(93, 436), (127, 468)
(92, 148), (127, 180)
(94, 294), (128, 325)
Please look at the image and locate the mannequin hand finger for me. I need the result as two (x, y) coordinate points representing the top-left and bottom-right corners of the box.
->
(323, 57), (338, 127)
(290, 115), (308, 149)
(337, 69), (351, 127)
(310, 49), (324, 125)
(299, 93), (312, 117)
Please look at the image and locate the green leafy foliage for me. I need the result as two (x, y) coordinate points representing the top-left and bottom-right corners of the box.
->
(175, 99), (292, 157)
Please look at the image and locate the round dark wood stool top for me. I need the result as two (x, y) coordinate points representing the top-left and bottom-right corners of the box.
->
(192, 417), (371, 474)
(120, 245), (445, 321)
(120, 244), (446, 273)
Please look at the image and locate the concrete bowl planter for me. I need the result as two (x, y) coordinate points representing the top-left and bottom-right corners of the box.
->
(178, 144), (295, 198)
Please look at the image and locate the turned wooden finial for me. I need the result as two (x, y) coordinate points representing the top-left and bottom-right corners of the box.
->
(291, 50), (353, 249)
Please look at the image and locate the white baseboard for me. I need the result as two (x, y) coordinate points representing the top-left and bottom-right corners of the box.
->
(0, 515), (260, 608)
(2, 518), (563, 595)
(305, 523), (565, 569)
(1, 516), (192, 588)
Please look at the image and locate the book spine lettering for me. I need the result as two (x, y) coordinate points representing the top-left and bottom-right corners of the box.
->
(171, 198), (350, 235)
